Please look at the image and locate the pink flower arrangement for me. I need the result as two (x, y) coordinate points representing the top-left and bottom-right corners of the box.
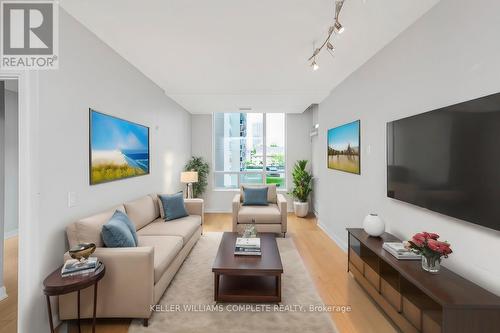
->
(406, 232), (452, 258)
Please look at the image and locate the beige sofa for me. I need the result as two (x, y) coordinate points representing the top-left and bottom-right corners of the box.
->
(59, 194), (204, 326)
(232, 184), (287, 236)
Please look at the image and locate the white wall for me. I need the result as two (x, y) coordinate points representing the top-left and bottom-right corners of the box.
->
(191, 112), (313, 212)
(4, 88), (18, 238)
(316, 0), (500, 296)
(23, 10), (192, 331)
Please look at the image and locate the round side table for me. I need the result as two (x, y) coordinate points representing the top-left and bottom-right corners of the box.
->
(43, 263), (105, 333)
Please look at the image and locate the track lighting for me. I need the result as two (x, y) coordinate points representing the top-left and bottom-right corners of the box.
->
(307, 0), (346, 68)
(311, 60), (319, 71)
(334, 21), (344, 34)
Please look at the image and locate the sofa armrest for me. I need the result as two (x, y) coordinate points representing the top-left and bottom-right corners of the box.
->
(184, 198), (204, 225)
(277, 194), (288, 233)
(60, 246), (154, 320)
(232, 194), (241, 231)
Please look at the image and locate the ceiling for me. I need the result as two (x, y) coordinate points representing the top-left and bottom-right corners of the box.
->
(60, 0), (439, 114)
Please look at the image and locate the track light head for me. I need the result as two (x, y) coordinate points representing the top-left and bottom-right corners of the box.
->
(334, 21), (345, 34)
(311, 60), (319, 71)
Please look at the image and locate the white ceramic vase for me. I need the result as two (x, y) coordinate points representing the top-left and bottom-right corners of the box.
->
(363, 213), (385, 237)
(293, 201), (309, 218)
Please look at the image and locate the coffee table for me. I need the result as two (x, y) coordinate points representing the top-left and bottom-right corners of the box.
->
(212, 232), (283, 303)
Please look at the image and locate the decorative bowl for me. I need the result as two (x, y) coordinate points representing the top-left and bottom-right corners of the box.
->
(69, 243), (96, 261)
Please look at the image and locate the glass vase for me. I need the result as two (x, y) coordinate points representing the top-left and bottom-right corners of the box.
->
(421, 255), (440, 273)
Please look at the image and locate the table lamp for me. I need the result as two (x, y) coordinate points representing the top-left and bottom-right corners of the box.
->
(180, 171), (198, 198)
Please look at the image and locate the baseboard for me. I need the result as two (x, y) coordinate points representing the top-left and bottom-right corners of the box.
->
(4, 228), (18, 239)
(317, 220), (348, 252)
(0, 286), (8, 302)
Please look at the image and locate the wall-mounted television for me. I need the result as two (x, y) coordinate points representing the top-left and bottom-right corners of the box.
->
(387, 92), (500, 231)
(89, 109), (150, 185)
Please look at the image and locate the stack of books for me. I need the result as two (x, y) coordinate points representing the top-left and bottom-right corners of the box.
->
(234, 237), (261, 256)
(61, 257), (101, 277)
(383, 242), (421, 260)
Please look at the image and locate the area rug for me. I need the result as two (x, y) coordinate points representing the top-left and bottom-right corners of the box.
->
(129, 232), (337, 333)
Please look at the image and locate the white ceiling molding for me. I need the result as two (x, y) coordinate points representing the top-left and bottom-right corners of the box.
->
(61, 0), (440, 114)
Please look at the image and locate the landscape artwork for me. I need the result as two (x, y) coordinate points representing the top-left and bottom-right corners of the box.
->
(90, 110), (150, 185)
(327, 120), (360, 174)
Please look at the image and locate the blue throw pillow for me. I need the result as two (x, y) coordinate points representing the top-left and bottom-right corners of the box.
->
(101, 211), (137, 247)
(159, 192), (189, 221)
(242, 187), (269, 206)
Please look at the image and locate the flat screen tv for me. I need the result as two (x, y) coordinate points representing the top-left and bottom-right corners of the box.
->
(387, 92), (500, 231)
(89, 109), (150, 185)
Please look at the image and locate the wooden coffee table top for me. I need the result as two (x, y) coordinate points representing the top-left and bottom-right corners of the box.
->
(212, 232), (283, 274)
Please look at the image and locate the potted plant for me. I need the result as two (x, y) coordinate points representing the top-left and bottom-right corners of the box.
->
(406, 232), (452, 273)
(290, 160), (313, 217)
(184, 156), (209, 198)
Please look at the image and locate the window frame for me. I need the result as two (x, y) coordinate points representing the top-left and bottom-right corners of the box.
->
(212, 113), (287, 190)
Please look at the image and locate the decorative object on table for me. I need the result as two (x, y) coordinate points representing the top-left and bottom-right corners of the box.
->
(406, 232), (452, 273)
(289, 160), (313, 217)
(234, 236), (261, 256)
(61, 257), (101, 277)
(184, 156), (209, 198)
(308, 0), (347, 70)
(44, 263), (105, 333)
(241, 220), (258, 238)
(69, 242), (96, 261)
(327, 120), (360, 174)
(89, 109), (149, 185)
(363, 213), (385, 237)
(159, 192), (189, 221)
(382, 242), (421, 260)
(181, 171), (198, 198)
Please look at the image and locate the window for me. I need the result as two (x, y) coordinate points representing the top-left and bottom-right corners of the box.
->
(213, 113), (285, 189)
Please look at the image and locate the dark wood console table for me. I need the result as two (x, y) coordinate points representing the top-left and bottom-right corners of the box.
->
(347, 228), (500, 333)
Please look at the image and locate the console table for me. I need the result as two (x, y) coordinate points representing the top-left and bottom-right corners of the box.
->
(347, 228), (500, 333)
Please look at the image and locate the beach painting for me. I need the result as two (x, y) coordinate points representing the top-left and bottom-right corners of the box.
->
(327, 120), (360, 174)
(90, 110), (150, 185)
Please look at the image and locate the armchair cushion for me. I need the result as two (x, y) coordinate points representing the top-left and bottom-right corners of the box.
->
(240, 184), (277, 204)
(242, 186), (269, 206)
(237, 204), (282, 224)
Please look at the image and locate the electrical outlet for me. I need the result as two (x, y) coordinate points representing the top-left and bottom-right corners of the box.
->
(68, 191), (78, 208)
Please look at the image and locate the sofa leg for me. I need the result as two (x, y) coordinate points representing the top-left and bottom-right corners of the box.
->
(143, 318), (149, 327)
(283, 232), (286, 238)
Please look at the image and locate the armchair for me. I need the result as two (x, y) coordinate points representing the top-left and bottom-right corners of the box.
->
(232, 184), (287, 237)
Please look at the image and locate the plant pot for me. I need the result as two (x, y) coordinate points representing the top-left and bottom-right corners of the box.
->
(293, 201), (309, 217)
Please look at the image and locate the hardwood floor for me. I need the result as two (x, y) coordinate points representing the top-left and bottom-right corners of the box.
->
(2, 214), (397, 333)
(0, 236), (18, 333)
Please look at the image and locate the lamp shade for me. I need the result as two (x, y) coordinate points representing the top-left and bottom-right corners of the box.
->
(180, 171), (198, 183)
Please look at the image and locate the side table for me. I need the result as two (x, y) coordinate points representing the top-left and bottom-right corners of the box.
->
(43, 263), (105, 333)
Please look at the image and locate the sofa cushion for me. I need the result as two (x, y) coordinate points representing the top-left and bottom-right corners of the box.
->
(66, 205), (126, 248)
(138, 235), (183, 283)
(109, 210), (138, 245)
(124, 195), (159, 230)
(240, 184), (277, 204)
(101, 213), (137, 248)
(237, 204), (281, 224)
(159, 192), (188, 221)
(137, 215), (201, 243)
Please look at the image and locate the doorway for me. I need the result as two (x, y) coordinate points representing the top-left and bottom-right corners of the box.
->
(0, 79), (19, 333)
